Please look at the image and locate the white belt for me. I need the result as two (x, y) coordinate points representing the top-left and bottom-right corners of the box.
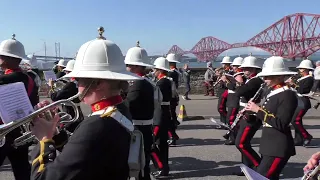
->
(228, 90), (235, 94)
(132, 119), (153, 126)
(297, 93), (303, 97)
(239, 102), (247, 107)
(263, 122), (272, 127)
(161, 102), (170, 105)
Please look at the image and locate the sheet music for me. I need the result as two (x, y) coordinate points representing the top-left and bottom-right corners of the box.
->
(0, 82), (34, 124)
(43, 71), (57, 81)
(240, 164), (269, 180)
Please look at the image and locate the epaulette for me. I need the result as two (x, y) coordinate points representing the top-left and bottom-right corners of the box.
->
(100, 106), (118, 118)
(99, 106), (134, 132)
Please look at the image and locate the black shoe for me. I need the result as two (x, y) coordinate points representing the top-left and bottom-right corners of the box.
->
(224, 139), (235, 145)
(152, 170), (169, 178)
(303, 135), (313, 147)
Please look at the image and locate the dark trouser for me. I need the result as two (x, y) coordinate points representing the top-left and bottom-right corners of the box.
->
(227, 107), (239, 141)
(170, 104), (179, 140)
(0, 139), (30, 180)
(256, 155), (290, 180)
(136, 125), (153, 180)
(184, 83), (191, 97)
(235, 116), (262, 168)
(204, 81), (214, 95)
(158, 128), (169, 172)
(291, 107), (312, 143)
(217, 90), (228, 124)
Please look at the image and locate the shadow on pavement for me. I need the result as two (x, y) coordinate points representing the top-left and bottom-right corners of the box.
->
(177, 124), (219, 130)
(281, 162), (305, 179)
(303, 124), (320, 130)
(172, 138), (225, 147)
(169, 156), (240, 179)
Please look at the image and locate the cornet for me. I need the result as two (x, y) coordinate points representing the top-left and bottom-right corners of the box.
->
(0, 93), (80, 148)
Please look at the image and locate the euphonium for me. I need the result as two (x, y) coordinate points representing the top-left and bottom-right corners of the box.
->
(0, 93), (80, 148)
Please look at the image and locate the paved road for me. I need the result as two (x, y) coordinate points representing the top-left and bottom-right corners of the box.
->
(1, 95), (319, 179)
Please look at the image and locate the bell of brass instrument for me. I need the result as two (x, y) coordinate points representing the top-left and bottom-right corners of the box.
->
(0, 93), (80, 148)
(302, 163), (320, 180)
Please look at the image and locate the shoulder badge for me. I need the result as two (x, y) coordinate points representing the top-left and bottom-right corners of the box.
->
(100, 106), (117, 118)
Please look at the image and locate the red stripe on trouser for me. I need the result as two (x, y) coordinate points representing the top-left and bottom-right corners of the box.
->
(168, 131), (173, 138)
(153, 126), (159, 136)
(151, 152), (163, 169)
(218, 90), (228, 116)
(295, 109), (309, 139)
(229, 108), (238, 125)
(239, 127), (260, 167)
(266, 157), (282, 178)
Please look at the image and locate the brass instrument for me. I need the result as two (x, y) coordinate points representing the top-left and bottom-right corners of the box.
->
(0, 93), (80, 148)
(302, 163), (320, 180)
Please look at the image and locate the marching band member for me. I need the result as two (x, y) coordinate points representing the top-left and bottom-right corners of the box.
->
(48, 60), (84, 133)
(166, 53), (181, 145)
(30, 29), (141, 180)
(204, 62), (215, 96)
(152, 57), (172, 177)
(124, 41), (155, 180)
(54, 59), (66, 79)
(288, 59), (314, 146)
(311, 61), (320, 93)
(233, 54), (264, 176)
(217, 56), (233, 126)
(0, 34), (38, 180)
(245, 56), (297, 179)
(222, 56), (244, 145)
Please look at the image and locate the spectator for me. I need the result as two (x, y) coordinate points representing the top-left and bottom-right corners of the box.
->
(182, 64), (191, 100)
(204, 62), (215, 96)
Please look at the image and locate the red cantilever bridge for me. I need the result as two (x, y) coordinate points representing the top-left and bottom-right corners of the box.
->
(167, 13), (320, 61)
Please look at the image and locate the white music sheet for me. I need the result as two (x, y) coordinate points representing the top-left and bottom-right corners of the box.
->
(43, 71), (57, 81)
(240, 164), (269, 180)
(0, 82), (34, 124)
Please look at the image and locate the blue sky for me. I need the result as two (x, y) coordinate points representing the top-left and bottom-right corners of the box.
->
(0, 0), (318, 57)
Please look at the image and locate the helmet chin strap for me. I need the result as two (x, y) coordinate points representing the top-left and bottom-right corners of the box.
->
(78, 80), (95, 101)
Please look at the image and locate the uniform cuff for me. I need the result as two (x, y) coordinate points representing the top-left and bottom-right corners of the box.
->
(257, 109), (267, 122)
(52, 130), (69, 150)
(32, 139), (56, 173)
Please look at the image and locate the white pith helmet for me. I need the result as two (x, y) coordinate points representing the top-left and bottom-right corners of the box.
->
(63, 60), (76, 72)
(0, 34), (26, 59)
(239, 53), (262, 69)
(166, 53), (180, 63)
(64, 26), (140, 81)
(296, 58), (314, 70)
(124, 41), (153, 67)
(207, 61), (212, 67)
(257, 56), (297, 77)
(153, 57), (170, 71)
(231, 56), (243, 66)
(314, 67), (320, 80)
(57, 59), (67, 67)
(221, 56), (232, 64)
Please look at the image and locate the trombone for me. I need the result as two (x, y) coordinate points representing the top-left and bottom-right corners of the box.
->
(301, 163), (320, 180)
(0, 93), (80, 148)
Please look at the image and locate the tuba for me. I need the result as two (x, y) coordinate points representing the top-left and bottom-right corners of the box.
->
(0, 93), (80, 148)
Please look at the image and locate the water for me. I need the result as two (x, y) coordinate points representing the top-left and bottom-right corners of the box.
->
(174, 54), (320, 69)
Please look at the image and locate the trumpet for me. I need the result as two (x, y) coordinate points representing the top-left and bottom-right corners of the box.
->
(0, 93), (80, 148)
(301, 163), (320, 180)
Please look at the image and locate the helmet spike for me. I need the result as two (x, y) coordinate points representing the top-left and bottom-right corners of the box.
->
(97, 26), (106, 40)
